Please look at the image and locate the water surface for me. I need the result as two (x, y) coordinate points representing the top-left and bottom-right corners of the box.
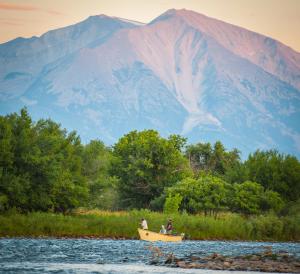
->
(0, 238), (299, 273)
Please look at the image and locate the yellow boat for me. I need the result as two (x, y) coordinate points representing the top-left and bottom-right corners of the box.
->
(138, 228), (184, 242)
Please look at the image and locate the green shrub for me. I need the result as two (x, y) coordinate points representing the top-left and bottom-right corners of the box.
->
(164, 193), (182, 214)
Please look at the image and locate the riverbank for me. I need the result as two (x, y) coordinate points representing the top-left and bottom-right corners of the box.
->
(0, 210), (299, 241)
(155, 246), (300, 273)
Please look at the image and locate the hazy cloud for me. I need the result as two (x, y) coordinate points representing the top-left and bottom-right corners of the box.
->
(0, 19), (22, 26)
(46, 10), (64, 16)
(0, 2), (63, 15)
(84, 109), (102, 126)
(0, 2), (38, 11)
(20, 96), (37, 106)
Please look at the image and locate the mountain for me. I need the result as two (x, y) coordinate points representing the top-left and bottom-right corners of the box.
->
(1, 9), (300, 158)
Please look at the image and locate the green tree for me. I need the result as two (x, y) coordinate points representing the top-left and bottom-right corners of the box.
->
(167, 175), (230, 216)
(245, 150), (300, 201)
(186, 142), (212, 173)
(0, 109), (33, 211)
(82, 140), (118, 209)
(0, 115), (13, 170)
(224, 161), (248, 184)
(232, 181), (264, 215)
(111, 130), (191, 208)
(0, 109), (88, 213)
(30, 119), (88, 212)
(280, 155), (300, 201)
(231, 181), (285, 215)
(149, 193), (166, 211)
(163, 193), (183, 214)
(210, 141), (227, 175)
(261, 190), (285, 213)
(168, 134), (187, 152)
(186, 141), (241, 178)
(0, 115), (14, 211)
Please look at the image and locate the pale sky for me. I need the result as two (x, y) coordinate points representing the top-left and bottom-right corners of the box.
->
(0, 0), (300, 52)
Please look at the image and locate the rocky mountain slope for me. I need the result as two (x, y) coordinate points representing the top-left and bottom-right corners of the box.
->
(1, 9), (300, 157)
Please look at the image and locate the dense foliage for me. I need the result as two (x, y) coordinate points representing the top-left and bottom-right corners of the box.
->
(82, 140), (117, 209)
(0, 109), (88, 212)
(242, 150), (300, 202)
(110, 130), (191, 208)
(0, 109), (299, 217)
(166, 176), (230, 215)
(0, 109), (111, 212)
(186, 141), (240, 177)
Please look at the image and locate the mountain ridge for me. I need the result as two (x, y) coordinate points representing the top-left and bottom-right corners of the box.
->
(0, 9), (300, 158)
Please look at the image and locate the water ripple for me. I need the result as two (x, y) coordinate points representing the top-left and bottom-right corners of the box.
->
(0, 238), (299, 273)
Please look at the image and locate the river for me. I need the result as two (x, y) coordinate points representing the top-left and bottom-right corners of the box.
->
(0, 238), (299, 273)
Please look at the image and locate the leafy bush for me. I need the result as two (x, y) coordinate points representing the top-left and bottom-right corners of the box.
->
(110, 130), (191, 208)
(167, 175), (230, 216)
(164, 193), (182, 214)
(232, 181), (264, 215)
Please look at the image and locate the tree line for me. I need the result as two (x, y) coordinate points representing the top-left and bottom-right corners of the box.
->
(0, 109), (299, 215)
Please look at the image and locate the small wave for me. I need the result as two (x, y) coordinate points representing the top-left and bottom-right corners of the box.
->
(0, 262), (282, 274)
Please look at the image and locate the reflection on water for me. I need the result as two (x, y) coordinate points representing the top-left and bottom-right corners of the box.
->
(0, 239), (299, 273)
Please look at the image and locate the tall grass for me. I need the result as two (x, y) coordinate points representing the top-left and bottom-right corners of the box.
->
(0, 209), (298, 241)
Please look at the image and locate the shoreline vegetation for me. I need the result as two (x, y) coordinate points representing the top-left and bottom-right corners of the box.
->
(1, 109), (299, 245)
(0, 209), (299, 242)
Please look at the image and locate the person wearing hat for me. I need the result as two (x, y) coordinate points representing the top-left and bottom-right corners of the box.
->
(166, 219), (173, 234)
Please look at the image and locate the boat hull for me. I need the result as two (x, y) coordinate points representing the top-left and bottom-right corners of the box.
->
(138, 228), (183, 242)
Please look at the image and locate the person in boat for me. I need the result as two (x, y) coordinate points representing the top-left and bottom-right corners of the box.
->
(159, 225), (166, 234)
(140, 218), (148, 230)
(166, 219), (173, 234)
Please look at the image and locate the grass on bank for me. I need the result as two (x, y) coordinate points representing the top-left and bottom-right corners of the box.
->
(0, 209), (299, 242)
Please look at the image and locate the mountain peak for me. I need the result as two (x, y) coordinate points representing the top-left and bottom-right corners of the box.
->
(88, 14), (110, 19)
(155, 8), (206, 18)
(164, 8), (186, 14)
(150, 8), (300, 90)
(149, 8), (213, 27)
(162, 8), (193, 14)
(84, 14), (137, 25)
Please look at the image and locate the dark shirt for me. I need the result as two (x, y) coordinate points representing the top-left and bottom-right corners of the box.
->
(166, 222), (173, 231)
